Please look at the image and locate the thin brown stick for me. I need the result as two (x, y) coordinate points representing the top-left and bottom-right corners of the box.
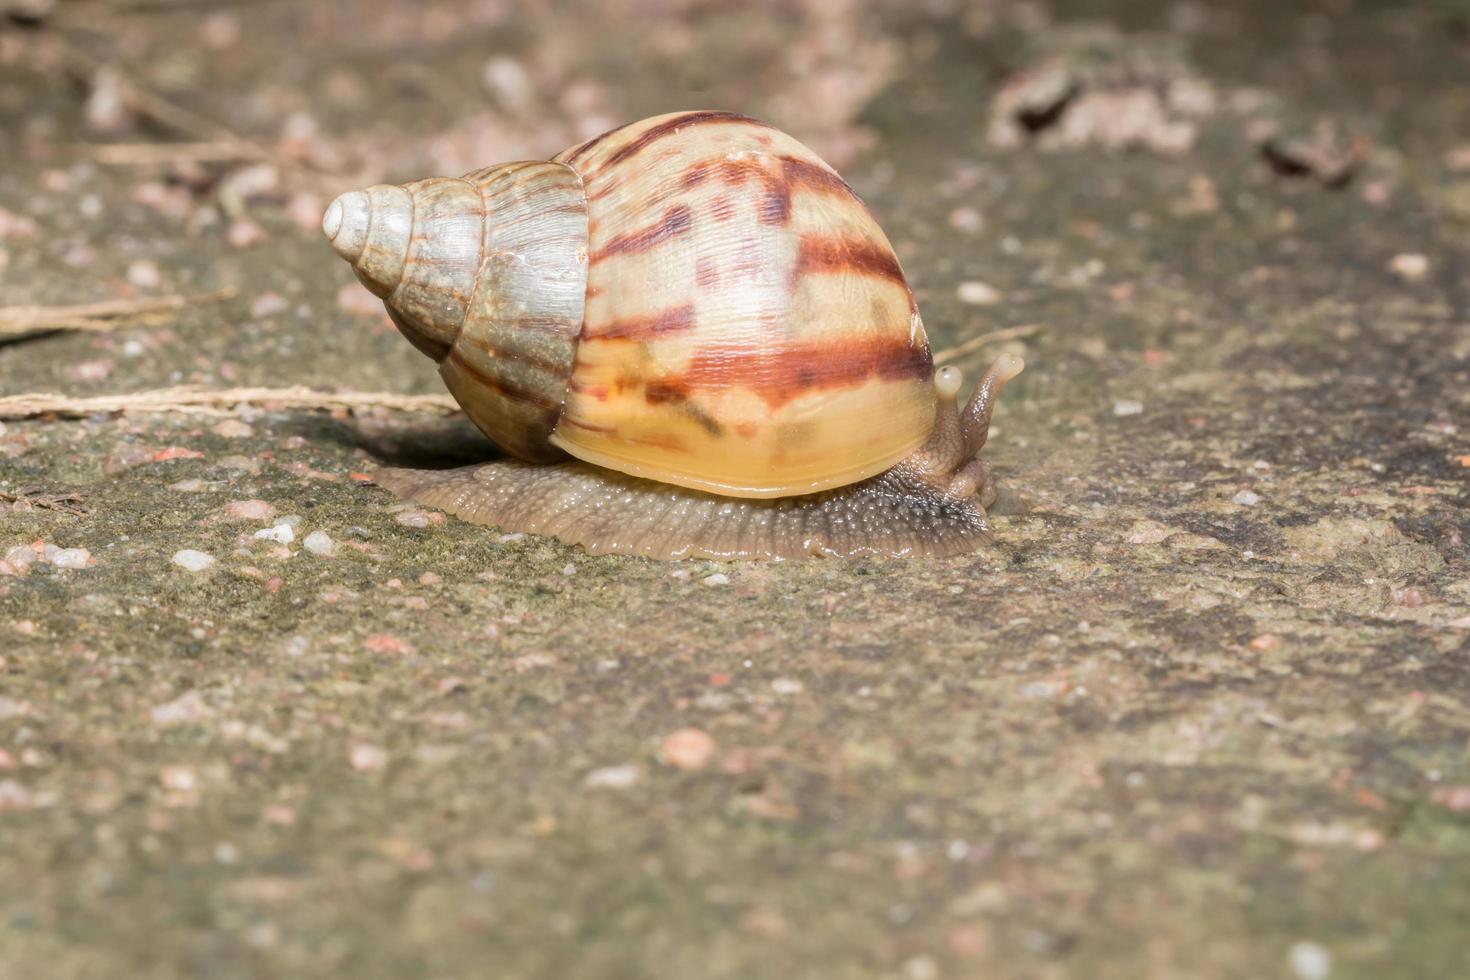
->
(71, 141), (264, 166)
(932, 324), (1044, 366)
(0, 386), (461, 421)
(0, 288), (236, 340)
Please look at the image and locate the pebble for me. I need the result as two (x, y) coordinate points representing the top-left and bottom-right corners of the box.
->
(702, 573), (730, 587)
(250, 292), (289, 318)
(150, 690), (211, 727)
(302, 531), (334, 556)
(48, 547), (92, 569)
(1289, 941), (1331, 980)
(125, 258), (162, 288)
(584, 764), (641, 789)
(661, 728), (716, 771)
(396, 510), (433, 528)
(1232, 489), (1261, 506)
(226, 216), (268, 249)
(224, 499), (275, 521)
(218, 455), (260, 474)
(771, 678), (805, 696)
(948, 206), (984, 233)
(212, 419), (253, 439)
(1113, 400), (1144, 417)
(0, 780), (33, 812)
(956, 280), (1003, 305)
(172, 550), (217, 572)
(1388, 253), (1428, 281)
(348, 742), (388, 772)
(254, 524), (294, 544)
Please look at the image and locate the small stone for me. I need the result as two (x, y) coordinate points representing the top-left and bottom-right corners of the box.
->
(151, 690), (211, 726)
(219, 455), (261, 474)
(172, 550), (216, 572)
(250, 292), (289, 318)
(48, 547), (92, 569)
(1388, 253), (1428, 281)
(302, 531), (334, 556)
(584, 764), (641, 789)
(948, 206), (984, 233)
(159, 765), (198, 791)
(212, 419), (253, 438)
(152, 446), (203, 462)
(254, 524), (294, 544)
(1289, 941), (1331, 980)
(702, 573), (730, 587)
(1232, 489), (1261, 506)
(771, 677), (804, 696)
(226, 216), (268, 248)
(661, 728), (716, 771)
(125, 258), (162, 288)
(65, 358), (114, 383)
(1431, 786), (1470, 811)
(2, 545), (35, 575)
(349, 742), (388, 772)
(956, 280), (1003, 305)
(0, 780), (33, 812)
(1112, 400), (1144, 417)
(395, 510), (432, 528)
(224, 499), (275, 521)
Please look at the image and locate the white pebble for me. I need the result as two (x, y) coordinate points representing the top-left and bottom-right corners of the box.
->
(1289, 941), (1331, 980)
(956, 280), (1003, 305)
(302, 531), (334, 556)
(1113, 400), (1144, 417)
(348, 743), (388, 773)
(254, 524), (294, 544)
(1232, 490), (1261, 506)
(48, 547), (92, 569)
(771, 677), (804, 695)
(702, 573), (730, 587)
(1387, 253), (1428, 281)
(583, 764), (641, 789)
(172, 549), (216, 572)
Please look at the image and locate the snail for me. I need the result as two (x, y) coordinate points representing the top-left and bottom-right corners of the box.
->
(323, 110), (1023, 560)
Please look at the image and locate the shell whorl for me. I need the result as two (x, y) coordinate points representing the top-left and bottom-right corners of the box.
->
(326, 164), (589, 461)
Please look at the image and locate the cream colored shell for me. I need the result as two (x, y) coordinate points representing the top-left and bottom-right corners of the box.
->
(549, 111), (935, 498)
(324, 111), (937, 499)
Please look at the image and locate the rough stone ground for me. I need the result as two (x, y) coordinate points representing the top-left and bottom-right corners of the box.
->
(1, 1), (1468, 978)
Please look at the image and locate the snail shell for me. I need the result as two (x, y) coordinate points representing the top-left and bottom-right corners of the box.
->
(324, 110), (1023, 559)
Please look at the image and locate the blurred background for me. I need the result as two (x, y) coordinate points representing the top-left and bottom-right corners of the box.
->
(2, 3), (1469, 979)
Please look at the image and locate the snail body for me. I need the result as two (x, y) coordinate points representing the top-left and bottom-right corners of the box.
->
(324, 111), (1022, 559)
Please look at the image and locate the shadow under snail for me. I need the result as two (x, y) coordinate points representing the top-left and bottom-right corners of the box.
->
(322, 110), (1024, 560)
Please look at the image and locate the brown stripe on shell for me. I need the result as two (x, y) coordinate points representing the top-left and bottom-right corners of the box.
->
(672, 336), (932, 410)
(590, 204), (693, 262)
(444, 347), (561, 415)
(793, 234), (907, 287)
(583, 302), (696, 341)
(670, 151), (862, 229)
(560, 119), (637, 166)
(595, 110), (772, 174)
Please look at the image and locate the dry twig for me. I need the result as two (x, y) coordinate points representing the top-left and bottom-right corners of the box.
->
(0, 288), (236, 341)
(1, 488), (88, 516)
(0, 386), (461, 421)
(933, 324), (1044, 366)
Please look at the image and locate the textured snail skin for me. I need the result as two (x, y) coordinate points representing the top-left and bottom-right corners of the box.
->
(326, 110), (1024, 558)
(373, 354), (1023, 560)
